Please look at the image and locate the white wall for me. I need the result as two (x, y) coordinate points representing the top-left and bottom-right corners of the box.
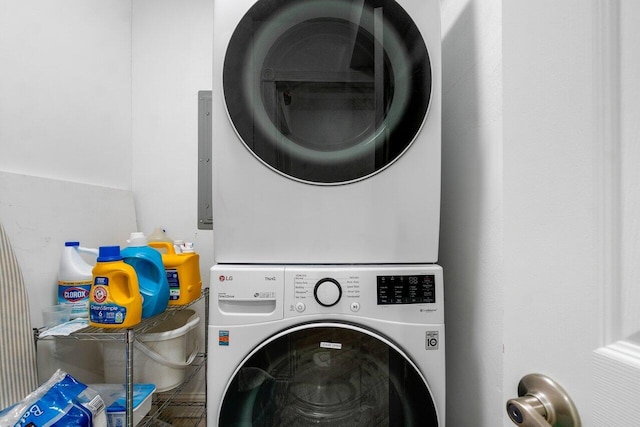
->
(439, 0), (503, 425)
(131, 0), (214, 398)
(0, 0), (135, 389)
(0, 0), (213, 399)
(131, 0), (214, 288)
(0, 0), (132, 189)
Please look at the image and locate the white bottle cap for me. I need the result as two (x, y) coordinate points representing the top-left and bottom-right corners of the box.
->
(127, 232), (148, 247)
(181, 242), (195, 253)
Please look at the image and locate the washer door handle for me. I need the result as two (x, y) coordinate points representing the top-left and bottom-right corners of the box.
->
(506, 374), (581, 427)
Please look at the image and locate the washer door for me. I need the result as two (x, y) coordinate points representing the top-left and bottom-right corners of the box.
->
(219, 323), (440, 426)
(224, 0), (432, 184)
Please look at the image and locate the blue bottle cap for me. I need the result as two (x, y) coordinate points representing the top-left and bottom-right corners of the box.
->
(97, 246), (123, 262)
(65, 241), (80, 247)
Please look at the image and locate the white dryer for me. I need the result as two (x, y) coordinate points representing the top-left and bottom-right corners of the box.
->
(212, 0), (442, 264)
(208, 264), (445, 426)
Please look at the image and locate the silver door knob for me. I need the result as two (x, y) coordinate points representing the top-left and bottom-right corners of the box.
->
(506, 373), (581, 427)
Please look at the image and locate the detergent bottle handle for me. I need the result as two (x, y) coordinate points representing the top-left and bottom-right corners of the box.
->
(149, 241), (176, 255)
(78, 246), (99, 257)
(113, 269), (138, 303)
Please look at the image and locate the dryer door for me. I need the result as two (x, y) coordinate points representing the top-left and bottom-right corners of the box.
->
(219, 323), (440, 426)
(223, 0), (431, 185)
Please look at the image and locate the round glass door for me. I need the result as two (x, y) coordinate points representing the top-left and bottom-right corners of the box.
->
(224, 0), (432, 184)
(219, 323), (440, 426)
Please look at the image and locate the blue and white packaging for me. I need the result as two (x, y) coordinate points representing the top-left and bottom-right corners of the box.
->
(88, 384), (155, 427)
(0, 369), (106, 427)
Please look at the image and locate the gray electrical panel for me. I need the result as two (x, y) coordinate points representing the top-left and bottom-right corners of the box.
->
(198, 90), (213, 230)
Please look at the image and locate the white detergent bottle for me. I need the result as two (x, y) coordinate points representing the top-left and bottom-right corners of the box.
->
(58, 241), (98, 318)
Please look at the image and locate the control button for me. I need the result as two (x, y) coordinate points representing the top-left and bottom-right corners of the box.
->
(314, 278), (342, 307)
(350, 302), (360, 312)
(295, 302), (306, 312)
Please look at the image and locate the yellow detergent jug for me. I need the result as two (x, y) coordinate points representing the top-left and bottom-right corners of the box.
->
(149, 241), (202, 305)
(89, 246), (142, 328)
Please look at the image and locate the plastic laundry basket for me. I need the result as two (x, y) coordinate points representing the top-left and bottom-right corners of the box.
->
(103, 309), (200, 392)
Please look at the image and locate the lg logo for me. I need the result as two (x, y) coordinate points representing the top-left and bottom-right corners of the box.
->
(425, 331), (439, 350)
(219, 275), (233, 282)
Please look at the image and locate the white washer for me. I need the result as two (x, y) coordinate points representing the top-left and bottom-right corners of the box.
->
(208, 264), (445, 426)
(212, 0), (442, 264)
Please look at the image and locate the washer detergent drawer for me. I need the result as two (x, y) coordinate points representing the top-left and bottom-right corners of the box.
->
(211, 266), (285, 325)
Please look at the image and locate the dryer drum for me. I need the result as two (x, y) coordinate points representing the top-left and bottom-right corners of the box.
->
(219, 325), (439, 426)
(223, 0), (432, 184)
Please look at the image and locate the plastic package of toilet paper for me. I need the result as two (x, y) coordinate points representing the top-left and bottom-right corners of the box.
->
(0, 369), (106, 427)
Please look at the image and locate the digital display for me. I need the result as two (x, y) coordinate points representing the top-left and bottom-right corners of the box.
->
(377, 275), (436, 305)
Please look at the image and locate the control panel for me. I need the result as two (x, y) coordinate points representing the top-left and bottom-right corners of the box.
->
(291, 271), (361, 306)
(377, 274), (436, 305)
(211, 265), (443, 325)
(284, 265), (443, 323)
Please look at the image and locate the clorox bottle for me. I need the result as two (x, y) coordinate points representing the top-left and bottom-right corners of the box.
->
(121, 232), (170, 318)
(58, 241), (98, 318)
(149, 241), (202, 306)
(90, 246), (142, 328)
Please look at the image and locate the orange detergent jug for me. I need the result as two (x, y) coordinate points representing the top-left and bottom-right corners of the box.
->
(149, 241), (202, 305)
(89, 246), (142, 328)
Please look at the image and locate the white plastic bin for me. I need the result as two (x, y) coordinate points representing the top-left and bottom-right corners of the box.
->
(103, 309), (200, 392)
(89, 383), (155, 427)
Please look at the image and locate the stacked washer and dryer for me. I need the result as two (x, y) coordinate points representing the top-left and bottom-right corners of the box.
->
(208, 0), (443, 425)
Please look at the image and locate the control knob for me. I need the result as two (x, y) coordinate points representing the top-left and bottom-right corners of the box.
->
(314, 278), (342, 307)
